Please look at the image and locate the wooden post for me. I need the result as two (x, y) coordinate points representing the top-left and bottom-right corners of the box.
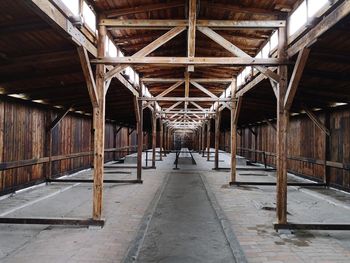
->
(93, 15), (106, 220)
(159, 119), (163, 160)
(214, 111), (221, 169)
(323, 110), (330, 185)
(230, 78), (237, 183)
(45, 111), (52, 180)
(198, 126), (202, 153)
(202, 122), (206, 157)
(152, 107), (156, 168)
(276, 26), (289, 225)
(137, 97), (143, 181)
(207, 119), (211, 161)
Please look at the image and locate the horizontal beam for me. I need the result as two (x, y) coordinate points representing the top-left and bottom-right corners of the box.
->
(142, 78), (233, 83)
(0, 217), (105, 227)
(92, 57), (289, 66)
(139, 97), (231, 102)
(101, 19), (286, 29)
(274, 223), (350, 231)
(47, 179), (142, 184)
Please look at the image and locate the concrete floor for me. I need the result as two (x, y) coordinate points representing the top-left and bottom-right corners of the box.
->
(1, 149), (350, 262)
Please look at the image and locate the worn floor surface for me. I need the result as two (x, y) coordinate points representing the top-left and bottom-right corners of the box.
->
(1, 149), (350, 262)
(136, 171), (235, 263)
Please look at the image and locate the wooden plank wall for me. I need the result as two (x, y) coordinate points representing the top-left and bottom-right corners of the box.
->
(219, 107), (350, 191)
(0, 97), (139, 195)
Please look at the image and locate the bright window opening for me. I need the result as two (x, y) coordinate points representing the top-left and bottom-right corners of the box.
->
(270, 31), (278, 50)
(262, 43), (270, 58)
(308, 0), (329, 17)
(82, 1), (96, 32)
(61, 0), (79, 16)
(289, 1), (307, 36)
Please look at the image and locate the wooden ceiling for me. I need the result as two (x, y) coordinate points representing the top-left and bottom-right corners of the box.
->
(1, 0), (350, 130)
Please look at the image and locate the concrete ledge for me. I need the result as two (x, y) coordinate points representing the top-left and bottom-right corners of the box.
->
(274, 222), (350, 231)
(0, 217), (105, 227)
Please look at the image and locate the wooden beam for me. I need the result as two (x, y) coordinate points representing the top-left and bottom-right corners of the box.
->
(284, 48), (310, 111)
(93, 57), (289, 66)
(264, 118), (277, 131)
(164, 101), (182, 112)
(214, 111), (221, 169)
(159, 119), (163, 161)
(207, 119), (211, 161)
(77, 47), (99, 108)
(187, 0), (196, 72)
(236, 67), (277, 97)
(114, 73), (139, 97)
(184, 71), (190, 112)
(156, 81), (184, 98)
(104, 2), (184, 18)
(92, 16), (106, 221)
(47, 106), (72, 131)
(230, 78), (237, 183)
(104, 26), (186, 81)
(26, 0), (97, 56)
(288, 0), (350, 57)
(142, 78), (233, 83)
(137, 88), (143, 181)
(133, 96), (140, 124)
(152, 107), (157, 168)
(276, 26), (288, 225)
(100, 19), (286, 29)
(197, 26), (280, 82)
(190, 101), (205, 112)
(190, 81), (218, 99)
(233, 96), (242, 125)
(140, 97), (230, 102)
(269, 79), (278, 99)
(303, 107), (330, 136)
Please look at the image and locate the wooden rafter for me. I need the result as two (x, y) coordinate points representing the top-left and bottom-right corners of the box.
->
(190, 81), (218, 99)
(197, 26), (281, 82)
(77, 47), (99, 108)
(100, 19), (286, 29)
(104, 26), (186, 81)
(284, 48), (310, 111)
(303, 107), (330, 136)
(93, 57), (288, 66)
(142, 78), (233, 83)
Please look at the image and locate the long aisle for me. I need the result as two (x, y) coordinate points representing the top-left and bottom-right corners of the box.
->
(135, 157), (237, 262)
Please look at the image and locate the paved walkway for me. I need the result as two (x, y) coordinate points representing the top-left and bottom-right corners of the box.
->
(136, 171), (236, 262)
(1, 149), (350, 262)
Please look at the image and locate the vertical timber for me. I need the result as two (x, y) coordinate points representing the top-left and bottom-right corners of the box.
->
(202, 122), (206, 157)
(207, 119), (211, 161)
(93, 15), (106, 220)
(214, 111), (221, 169)
(160, 119), (163, 161)
(230, 78), (237, 183)
(276, 25), (288, 225)
(137, 85), (143, 181)
(152, 106), (156, 168)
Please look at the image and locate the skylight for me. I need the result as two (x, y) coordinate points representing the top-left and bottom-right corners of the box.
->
(61, 0), (79, 16)
(82, 1), (96, 32)
(289, 1), (307, 36)
(308, 0), (329, 17)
